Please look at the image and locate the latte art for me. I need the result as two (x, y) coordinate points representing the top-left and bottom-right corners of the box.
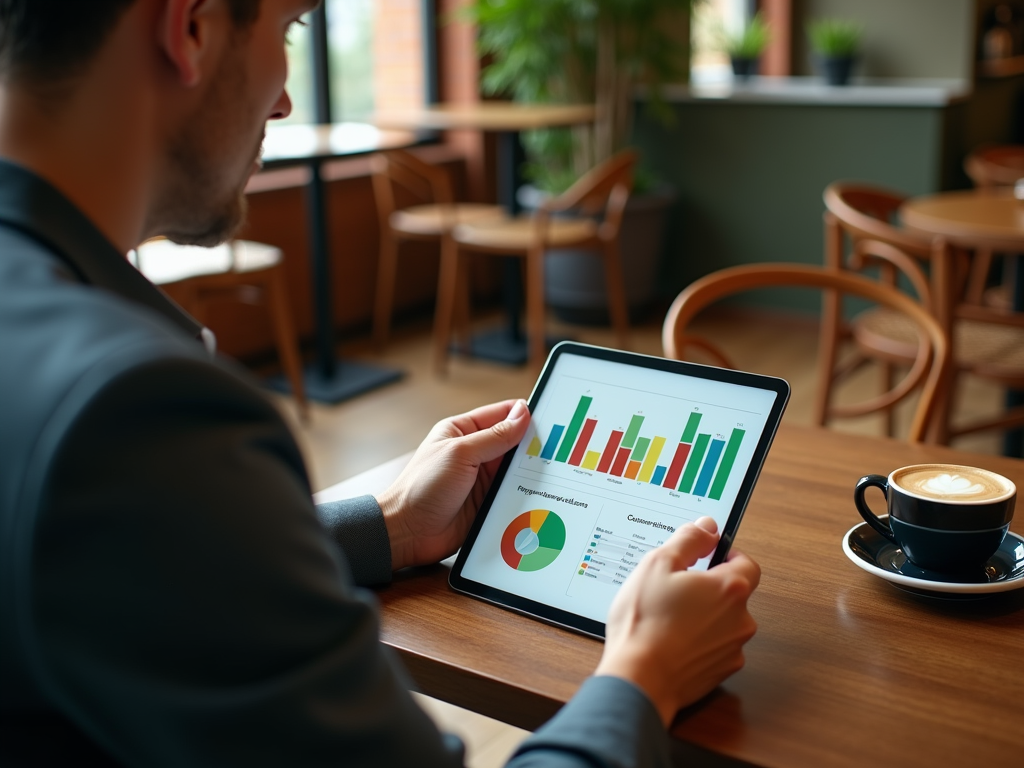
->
(922, 473), (986, 497)
(892, 464), (1014, 503)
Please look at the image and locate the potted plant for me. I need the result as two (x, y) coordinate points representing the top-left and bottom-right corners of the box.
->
(463, 0), (692, 319)
(724, 12), (771, 80)
(808, 18), (862, 86)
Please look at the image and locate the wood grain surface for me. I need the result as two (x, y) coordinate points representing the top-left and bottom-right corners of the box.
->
(369, 102), (597, 132)
(901, 189), (1024, 252)
(333, 424), (1024, 768)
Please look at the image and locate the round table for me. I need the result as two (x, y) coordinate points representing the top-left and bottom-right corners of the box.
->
(901, 188), (1024, 253)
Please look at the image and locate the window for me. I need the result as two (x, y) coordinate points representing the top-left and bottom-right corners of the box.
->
(692, 0), (754, 82)
(282, 0), (427, 126)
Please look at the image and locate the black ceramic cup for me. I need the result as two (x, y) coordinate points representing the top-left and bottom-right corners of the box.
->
(854, 463), (1016, 572)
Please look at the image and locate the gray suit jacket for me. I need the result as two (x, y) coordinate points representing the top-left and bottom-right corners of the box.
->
(0, 159), (669, 767)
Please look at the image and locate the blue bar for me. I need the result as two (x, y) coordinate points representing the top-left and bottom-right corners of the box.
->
(651, 465), (667, 485)
(693, 438), (725, 497)
(540, 425), (565, 460)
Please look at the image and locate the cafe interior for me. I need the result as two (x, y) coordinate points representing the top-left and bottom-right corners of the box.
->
(137, 0), (1024, 764)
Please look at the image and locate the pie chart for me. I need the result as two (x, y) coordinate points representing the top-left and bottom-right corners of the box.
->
(501, 510), (566, 571)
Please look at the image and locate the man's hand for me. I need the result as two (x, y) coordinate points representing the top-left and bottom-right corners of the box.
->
(595, 517), (760, 728)
(376, 399), (530, 571)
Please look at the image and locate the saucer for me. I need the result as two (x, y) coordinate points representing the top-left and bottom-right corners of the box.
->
(842, 518), (1024, 596)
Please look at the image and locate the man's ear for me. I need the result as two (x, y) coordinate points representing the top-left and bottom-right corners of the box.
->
(158, 0), (225, 88)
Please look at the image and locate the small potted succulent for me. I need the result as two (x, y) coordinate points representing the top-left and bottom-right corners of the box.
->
(724, 12), (771, 80)
(808, 19), (862, 86)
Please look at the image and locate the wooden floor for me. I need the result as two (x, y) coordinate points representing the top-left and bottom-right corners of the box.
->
(267, 309), (1004, 767)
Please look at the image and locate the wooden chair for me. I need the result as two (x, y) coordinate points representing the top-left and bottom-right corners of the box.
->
(439, 149), (637, 372)
(662, 263), (948, 443)
(134, 239), (309, 422)
(962, 144), (1024, 308)
(370, 149), (505, 350)
(823, 181), (1024, 444)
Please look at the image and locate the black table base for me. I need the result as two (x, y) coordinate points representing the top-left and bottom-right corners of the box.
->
(266, 361), (402, 405)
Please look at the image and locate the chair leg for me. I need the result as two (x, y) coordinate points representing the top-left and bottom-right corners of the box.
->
(602, 240), (630, 351)
(813, 286), (841, 428)
(266, 265), (309, 423)
(527, 245), (546, 370)
(433, 235), (461, 375)
(373, 232), (400, 351)
(453, 253), (473, 353)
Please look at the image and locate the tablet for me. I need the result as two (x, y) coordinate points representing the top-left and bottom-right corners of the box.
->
(449, 342), (790, 638)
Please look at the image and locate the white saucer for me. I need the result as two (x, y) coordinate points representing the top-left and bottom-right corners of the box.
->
(842, 518), (1024, 596)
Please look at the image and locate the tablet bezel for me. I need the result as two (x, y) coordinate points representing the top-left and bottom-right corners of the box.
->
(449, 342), (790, 639)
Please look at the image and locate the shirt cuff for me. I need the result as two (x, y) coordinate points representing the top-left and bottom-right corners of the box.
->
(316, 495), (392, 586)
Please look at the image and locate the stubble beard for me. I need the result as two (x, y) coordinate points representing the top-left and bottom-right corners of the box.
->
(153, 38), (261, 247)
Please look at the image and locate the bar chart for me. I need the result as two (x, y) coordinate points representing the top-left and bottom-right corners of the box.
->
(522, 391), (748, 503)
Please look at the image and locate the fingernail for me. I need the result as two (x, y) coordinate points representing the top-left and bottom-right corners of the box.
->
(695, 516), (718, 534)
(508, 399), (528, 421)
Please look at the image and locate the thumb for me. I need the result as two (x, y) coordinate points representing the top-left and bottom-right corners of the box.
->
(658, 520), (720, 571)
(456, 399), (530, 463)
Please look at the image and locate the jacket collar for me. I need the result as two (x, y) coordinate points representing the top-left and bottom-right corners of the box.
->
(0, 157), (205, 343)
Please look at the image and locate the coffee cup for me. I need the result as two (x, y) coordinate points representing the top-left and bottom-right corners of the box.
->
(854, 463), (1016, 572)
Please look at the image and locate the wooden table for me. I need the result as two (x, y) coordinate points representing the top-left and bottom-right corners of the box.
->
(369, 103), (597, 365)
(316, 424), (1024, 768)
(901, 188), (1024, 452)
(258, 122), (422, 403)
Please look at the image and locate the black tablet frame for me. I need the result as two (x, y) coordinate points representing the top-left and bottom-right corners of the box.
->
(449, 342), (791, 639)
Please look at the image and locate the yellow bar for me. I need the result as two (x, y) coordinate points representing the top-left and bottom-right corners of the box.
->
(638, 436), (667, 483)
(582, 451), (601, 470)
(527, 436), (543, 456)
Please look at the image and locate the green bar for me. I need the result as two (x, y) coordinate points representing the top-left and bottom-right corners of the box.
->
(638, 436), (666, 483)
(630, 436), (651, 462)
(555, 396), (593, 462)
(679, 433), (710, 494)
(709, 428), (746, 500)
(681, 412), (702, 443)
(621, 414), (645, 449)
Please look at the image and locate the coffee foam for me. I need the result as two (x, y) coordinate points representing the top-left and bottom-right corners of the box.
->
(891, 464), (1014, 503)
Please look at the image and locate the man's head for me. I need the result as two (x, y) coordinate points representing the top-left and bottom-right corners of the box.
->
(0, 0), (261, 87)
(0, 0), (312, 249)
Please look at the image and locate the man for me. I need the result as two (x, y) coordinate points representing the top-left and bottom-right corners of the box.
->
(0, 1), (761, 766)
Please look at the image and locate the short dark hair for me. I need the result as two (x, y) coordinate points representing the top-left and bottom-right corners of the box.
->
(0, 0), (262, 84)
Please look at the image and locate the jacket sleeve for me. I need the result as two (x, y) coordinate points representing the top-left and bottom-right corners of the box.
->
(316, 496), (393, 587)
(30, 353), (463, 768)
(31, 351), (672, 768)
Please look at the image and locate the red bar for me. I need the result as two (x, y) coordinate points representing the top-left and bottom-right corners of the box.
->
(610, 446), (632, 476)
(596, 430), (624, 473)
(569, 419), (598, 466)
(663, 442), (692, 489)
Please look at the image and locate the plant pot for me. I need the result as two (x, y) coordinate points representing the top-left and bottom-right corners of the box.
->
(518, 183), (677, 325)
(819, 55), (856, 86)
(730, 56), (759, 80)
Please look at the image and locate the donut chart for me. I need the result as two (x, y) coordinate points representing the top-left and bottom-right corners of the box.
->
(501, 510), (566, 571)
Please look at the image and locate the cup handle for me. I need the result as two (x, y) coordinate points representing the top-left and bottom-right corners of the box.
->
(854, 474), (896, 543)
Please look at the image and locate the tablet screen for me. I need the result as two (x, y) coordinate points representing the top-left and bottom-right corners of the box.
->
(454, 343), (787, 631)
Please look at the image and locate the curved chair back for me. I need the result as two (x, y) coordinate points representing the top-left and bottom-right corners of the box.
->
(662, 264), (948, 443)
(370, 149), (455, 230)
(823, 182), (933, 259)
(964, 144), (1024, 189)
(538, 149), (638, 240)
